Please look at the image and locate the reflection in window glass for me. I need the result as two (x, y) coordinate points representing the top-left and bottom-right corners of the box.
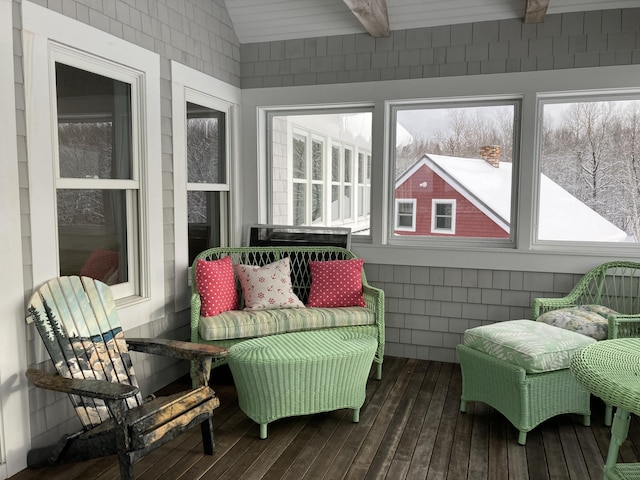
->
(187, 102), (225, 184)
(394, 103), (515, 240)
(58, 189), (128, 284)
(269, 112), (372, 235)
(539, 100), (639, 243)
(57, 64), (132, 180)
(187, 191), (222, 264)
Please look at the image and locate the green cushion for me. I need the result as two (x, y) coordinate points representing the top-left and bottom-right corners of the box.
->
(463, 319), (596, 374)
(536, 305), (618, 340)
(199, 306), (375, 341)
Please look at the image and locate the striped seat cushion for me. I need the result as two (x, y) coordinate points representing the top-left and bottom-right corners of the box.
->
(199, 306), (375, 341)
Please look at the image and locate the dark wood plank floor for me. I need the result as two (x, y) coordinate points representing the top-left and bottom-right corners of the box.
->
(10, 356), (640, 480)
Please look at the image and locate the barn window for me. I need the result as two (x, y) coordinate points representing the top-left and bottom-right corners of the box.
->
(431, 200), (456, 234)
(395, 199), (416, 232)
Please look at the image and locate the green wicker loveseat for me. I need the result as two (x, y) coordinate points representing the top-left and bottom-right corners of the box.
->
(190, 246), (385, 379)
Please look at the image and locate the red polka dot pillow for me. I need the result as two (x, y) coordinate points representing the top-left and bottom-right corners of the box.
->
(307, 258), (367, 308)
(196, 256), (238, 317)
(236, 257), (305, 310)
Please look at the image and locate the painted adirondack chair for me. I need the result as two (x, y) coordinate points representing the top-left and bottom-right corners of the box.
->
(25, 276), (228, 480)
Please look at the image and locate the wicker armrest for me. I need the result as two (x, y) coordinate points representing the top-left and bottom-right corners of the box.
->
(531, 297), (577, 319)
(608, 314), (640, 339)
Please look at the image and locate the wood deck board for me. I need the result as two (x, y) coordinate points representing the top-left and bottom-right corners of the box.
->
(11, 356), (640, 480)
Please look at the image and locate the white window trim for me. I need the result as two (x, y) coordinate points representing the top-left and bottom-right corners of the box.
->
(0, 0), (30, 474)
(431, 199), (457, 234)
(171, 61), (241, 311)
(23, 2), (163, 331)
(395, 198), (417, 232)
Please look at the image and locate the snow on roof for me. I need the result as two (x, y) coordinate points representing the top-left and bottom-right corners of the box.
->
(403, 154), (628, 242)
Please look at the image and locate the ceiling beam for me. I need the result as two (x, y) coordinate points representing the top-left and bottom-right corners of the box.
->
(523, 0), (549, 23)
(343, 0), (390, 38)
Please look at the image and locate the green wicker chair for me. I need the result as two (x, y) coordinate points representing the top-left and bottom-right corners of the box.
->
(532, 261), (640, 425)
(571, 338), (640, 479)
(532, 261), (640, 338)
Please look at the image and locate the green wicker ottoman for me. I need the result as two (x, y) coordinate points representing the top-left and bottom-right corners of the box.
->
(457, 319), (596, 445)
(228, 330), (377, 439)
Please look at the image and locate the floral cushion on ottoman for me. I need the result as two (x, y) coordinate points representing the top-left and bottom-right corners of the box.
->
(536, 305), (618, 341)
(463, 319), (596, 374)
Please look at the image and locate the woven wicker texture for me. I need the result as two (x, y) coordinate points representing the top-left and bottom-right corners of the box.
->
(228, 330), (377, 439)
(571, 339), (640, 416)
(457, 343), (591, 445)
(571, 339), (640, 479)
(190, 246), (385, 378)
(532, 261), (640, 339)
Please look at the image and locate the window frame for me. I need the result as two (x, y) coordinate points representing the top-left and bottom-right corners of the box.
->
(388, 97), (520, 248)
(24, 4), (163, 331)
(395, 198), (417, 232)
(171, 61), (241, 311)
(431, 199), (456, 234)
(265, 106), (374, 237)
(534, 92), (640, 248)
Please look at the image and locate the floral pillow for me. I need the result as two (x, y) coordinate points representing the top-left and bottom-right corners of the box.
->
(196, 256), (238, 317)
(235, 257), (305, 310)
(307, 258), (366, 308)
(536, 304), (618, 341)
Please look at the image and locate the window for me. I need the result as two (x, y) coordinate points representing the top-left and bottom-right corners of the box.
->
(186, 101), (229, 264)
(55, 63), (135, 289)
(538, 97), (640, 244)
(395, 199), (416, 231)
(392, 101), (517, 243)
(431, 200), (456, 234)
(268, 110), (372, 235)
(171, 61), (240, 310)
(24, 4), (163, 329)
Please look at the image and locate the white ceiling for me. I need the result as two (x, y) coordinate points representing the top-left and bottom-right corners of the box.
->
(224, 0), (640, 44)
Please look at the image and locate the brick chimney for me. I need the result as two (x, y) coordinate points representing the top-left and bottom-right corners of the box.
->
(480, 145), (501, 167)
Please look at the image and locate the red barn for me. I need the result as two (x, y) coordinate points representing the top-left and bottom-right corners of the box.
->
(394, 154), (510, 238)
(394, 152), (628, 242)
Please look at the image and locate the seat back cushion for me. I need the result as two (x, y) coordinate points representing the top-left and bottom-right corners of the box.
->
(536, 305), (618, 340)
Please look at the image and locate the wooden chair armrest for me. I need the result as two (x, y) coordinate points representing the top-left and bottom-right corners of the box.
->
(25, 368), (139, 400)
(126, 338), (228, 361)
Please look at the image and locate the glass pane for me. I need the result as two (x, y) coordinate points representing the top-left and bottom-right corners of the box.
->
(312, 184), (323, 223)
(436, 203), (452, 216)
(539, 100), (639, 243)
(270, 112), (372, 234)
(186, 102), (226, 184)
(436, 216), (452, 229)
(358, 153), (364, 183)
(343, 185), (352, 219)
(56, 63), (132, 180)
(293, 183), (305, 225)
(399, 215), (413, 227)
(332, 146), (340, 181)
(331, 185), (340, 221)
(293, 134), (306, 179)
(187, 191), (222, 265)
(344, 149), (352, 182)
(57, 189), (128, 285)
(394, 104), (514, 238)
(312, 140), (323, 180)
